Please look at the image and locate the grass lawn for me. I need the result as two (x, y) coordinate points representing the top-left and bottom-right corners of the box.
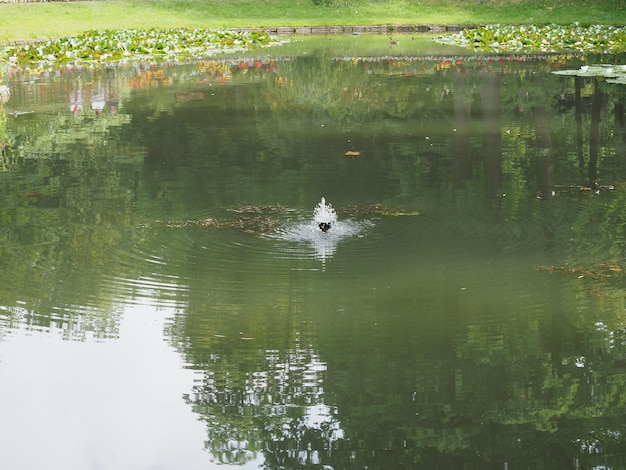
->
(0, 0), (625, 42)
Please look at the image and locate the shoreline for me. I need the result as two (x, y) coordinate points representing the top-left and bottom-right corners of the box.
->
(0, 24), (471, 46)
(232, 24), (469, 35)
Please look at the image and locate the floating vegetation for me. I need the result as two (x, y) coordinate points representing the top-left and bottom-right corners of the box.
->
(1, 28), (281, 68)
(226, 204), (285, 215)
(341, 203), (420, 217)
(536, 262), (624, 281)
(149, 203), (418, 236)
(553, 64), (626, 84)
(551, 182), (618, 194)
(434, 23), (626, 54)
(160, 204), (286, 235)
(162, 216), (278, 235)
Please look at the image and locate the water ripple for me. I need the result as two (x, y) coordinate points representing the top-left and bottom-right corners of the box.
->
(269, 217), (374, 261)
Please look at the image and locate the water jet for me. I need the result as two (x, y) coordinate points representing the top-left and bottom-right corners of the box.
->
(313, 197), (337, 233)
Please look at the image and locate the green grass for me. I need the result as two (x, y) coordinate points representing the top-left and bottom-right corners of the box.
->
(0, 0), (625, 42)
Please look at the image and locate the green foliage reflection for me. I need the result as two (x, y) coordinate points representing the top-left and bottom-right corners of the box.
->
(3, 45), (626, 467)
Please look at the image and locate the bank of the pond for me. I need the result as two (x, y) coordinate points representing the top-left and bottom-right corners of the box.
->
(0, 25), (470, 70)
(0, 24), (465, 48)
(1, 0), (625, 43)
(208, 24), (468, 36)
(3, 22), (625, 70)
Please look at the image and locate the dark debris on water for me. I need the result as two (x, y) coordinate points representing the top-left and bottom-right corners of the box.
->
(152, 202), (419, 235)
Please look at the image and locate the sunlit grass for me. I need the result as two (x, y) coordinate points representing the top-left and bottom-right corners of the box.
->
(0, 0), (624, 42)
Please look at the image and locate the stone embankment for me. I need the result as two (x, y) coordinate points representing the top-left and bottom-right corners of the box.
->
(235, 25), (468, 35)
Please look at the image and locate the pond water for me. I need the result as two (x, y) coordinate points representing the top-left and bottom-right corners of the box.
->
(2, 34), (626, 469)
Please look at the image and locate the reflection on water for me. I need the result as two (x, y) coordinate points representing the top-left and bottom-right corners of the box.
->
(2, 35), (626, 468)
(273, 217), (370, 261)
(0, 305), (208, 469)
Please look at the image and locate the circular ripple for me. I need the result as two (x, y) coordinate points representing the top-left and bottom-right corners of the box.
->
(268, 217), (374, 261)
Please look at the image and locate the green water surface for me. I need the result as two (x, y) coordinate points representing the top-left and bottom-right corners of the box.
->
(1, 35), (626, 469)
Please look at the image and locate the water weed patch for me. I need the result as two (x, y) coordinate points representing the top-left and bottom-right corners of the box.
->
(1, 28), (280, 67)
(435, 23), (626, 54)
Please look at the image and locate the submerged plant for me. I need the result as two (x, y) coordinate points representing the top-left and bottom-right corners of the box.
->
(1, 28), (281, 67)
(435, 23), (626, 54)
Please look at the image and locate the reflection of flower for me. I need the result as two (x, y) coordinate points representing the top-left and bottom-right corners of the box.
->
(69, 89), (83, 115)
(0, 84), (9, 105)
(91, 90), (106, 114)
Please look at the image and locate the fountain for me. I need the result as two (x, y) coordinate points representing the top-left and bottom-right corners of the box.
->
(313, 197), (337, 233)
(269, 197), (370, 261)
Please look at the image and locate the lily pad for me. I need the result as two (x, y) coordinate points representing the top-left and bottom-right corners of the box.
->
(1, 28), (283, 68)
(435, 23), (626, 54)
(553, 64), (626, 83)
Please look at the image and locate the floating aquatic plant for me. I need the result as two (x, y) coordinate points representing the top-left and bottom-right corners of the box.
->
(159, 204), (286, 235)
(553, 64), (626, 84)
(435, 23), (626, 54)
(163, 215), (278, 235)
(536, 261), (624, 281)
(150, 202), (419, 237)
(341, 203), (420, 217)
(1, 28), (281, 67)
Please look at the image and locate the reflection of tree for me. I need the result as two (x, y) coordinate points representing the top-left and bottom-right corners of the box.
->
(184, 346), (342, 467)
(7, 49), (626, 465)
(316, 274), (626, 469)
(0, 105), (144, 340)
(575, 76), (585, 168)
(134, 54), (626, 467)
(534, 105), (553, 198)
(481, 71), (503, 207)
(163, 278), (345, 467)
(0, 106), (14, 172)
(452, 72), (472, 190)
(589, 79), (607, 186)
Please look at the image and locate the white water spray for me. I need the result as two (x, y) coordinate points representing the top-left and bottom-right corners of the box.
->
(313, 197), (337, 233)
(271, 197), (370, 261)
